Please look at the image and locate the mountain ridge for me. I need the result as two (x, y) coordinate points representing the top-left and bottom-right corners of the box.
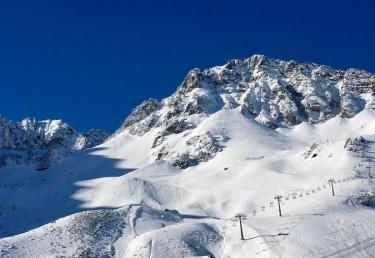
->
(0, 115), (109, 170)
(113, 54), (375, 168)
(1, 54), (374, 171)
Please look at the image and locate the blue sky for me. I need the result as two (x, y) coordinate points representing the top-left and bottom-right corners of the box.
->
(1, 0), (374, 132)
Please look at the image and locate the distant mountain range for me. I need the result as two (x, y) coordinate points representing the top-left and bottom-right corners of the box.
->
(0, 116), (109, 170)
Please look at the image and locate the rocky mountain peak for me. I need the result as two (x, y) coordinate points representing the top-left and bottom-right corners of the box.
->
(247, 54), (269, 69)
(114, 54), (375, 168)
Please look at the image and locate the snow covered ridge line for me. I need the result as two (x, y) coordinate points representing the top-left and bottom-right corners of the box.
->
(114, 54), (375, 168)
(0, 116), (109, 170)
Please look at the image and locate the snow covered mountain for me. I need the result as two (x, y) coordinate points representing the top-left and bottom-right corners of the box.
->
(0, 116), (109, 170)
(116, 54), (375, 168)
(1, 55), (375, 257)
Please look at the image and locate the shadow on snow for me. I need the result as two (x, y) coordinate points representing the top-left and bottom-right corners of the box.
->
(0, 147), (136, 238)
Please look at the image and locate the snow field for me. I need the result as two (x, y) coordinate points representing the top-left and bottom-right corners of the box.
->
(1, 108), (375, 257)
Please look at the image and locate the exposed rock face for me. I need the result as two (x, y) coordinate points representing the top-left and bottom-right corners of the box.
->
(154, 132), (225, 169)
(0, 116), (109, 170)
(76, 129), (110, 149)
(185, 132), (224, 162)
(118, 98), (162, 136)
(114, 54), (374, 168)
(152, 120), (195, 149)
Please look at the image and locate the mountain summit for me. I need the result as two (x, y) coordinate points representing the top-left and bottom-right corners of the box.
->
(114, 54), (375, 168)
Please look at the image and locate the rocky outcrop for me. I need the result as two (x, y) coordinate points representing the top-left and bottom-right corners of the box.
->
(154, 132), (225, 169)
(118, 98), (161, 136)
(344, 136), (366, 152)
(303, 143), (320, 159)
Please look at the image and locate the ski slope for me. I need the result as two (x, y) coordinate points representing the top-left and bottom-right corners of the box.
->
(1, 105), (375, 257)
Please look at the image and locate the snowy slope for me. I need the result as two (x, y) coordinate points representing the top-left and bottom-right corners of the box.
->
(1, 55), (375, 258)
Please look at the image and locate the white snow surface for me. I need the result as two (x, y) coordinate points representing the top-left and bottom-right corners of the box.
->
(1, 107), (375, 257)
(1, 56), (375, 257)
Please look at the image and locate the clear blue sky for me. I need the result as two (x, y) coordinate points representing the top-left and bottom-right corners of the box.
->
(1, 0), (374, 132)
